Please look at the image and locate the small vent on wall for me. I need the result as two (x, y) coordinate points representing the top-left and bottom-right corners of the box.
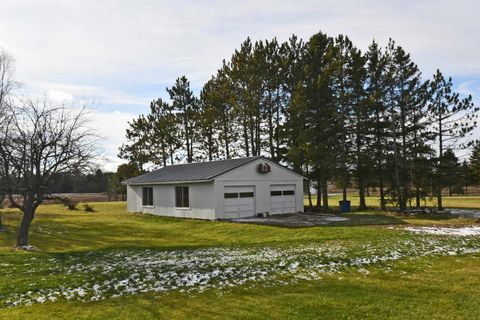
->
(257, 163), (271, 174)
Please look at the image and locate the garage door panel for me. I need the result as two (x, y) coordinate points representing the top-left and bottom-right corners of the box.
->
(223, 186), (255, 218)
(270, 185), (296, 214)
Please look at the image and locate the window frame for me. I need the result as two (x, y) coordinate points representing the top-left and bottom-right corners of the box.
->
(270, 190), (282, 196)
(239, 192), (254, 198)
(175, 186), (190, 208)
(224, 192), (239, 199)
(142, 187), (154, 207)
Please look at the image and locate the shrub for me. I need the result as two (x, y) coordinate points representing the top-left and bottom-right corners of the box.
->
(83, 203), (95, 212)
(63, 199), (78, 210)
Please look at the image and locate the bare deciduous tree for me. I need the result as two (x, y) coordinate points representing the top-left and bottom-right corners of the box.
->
(0, 99), (97, 248)
(0, 48), (17, 231)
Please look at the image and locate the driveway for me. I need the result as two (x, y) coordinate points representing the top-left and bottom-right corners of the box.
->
(228, 213), (349, 227)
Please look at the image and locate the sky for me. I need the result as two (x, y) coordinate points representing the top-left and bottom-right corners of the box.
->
(1, 0), (479, 171)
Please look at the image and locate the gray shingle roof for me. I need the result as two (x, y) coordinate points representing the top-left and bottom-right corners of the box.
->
(123, 156), (264, 185)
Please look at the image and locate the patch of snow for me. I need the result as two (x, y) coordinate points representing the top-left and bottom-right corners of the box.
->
(322, 216), (349, 222)
(2, 233), (480, 308)
(449, 209), (480, 218)
(404, 226), (480, 236)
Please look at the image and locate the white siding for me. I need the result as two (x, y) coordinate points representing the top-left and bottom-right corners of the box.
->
(213, 158), (304, 219)
(126, 182), (216, 220)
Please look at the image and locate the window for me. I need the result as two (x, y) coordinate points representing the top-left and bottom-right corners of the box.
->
(175, 186), (189, 208)
(142, 187), (153, 206)
(239, 192), (254, 198)
(283, 190), (295, 196)
(270, 190), (282, 196)
(224, 193), (238, 199)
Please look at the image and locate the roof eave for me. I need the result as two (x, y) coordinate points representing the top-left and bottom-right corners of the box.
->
(123, 179), (213, 186)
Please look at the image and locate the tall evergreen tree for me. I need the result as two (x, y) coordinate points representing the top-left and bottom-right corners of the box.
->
(459, 160), (475, 195)
(469, 141), (480, 184)
(146, 98), (179, 166)
(293, 32), (338, 210)
(332, 35), (355, 203)
(384, 40), (428, 211)
(201, 68), (238, 159)
(197, 96), (219, 161)
(347, 46), (369, 210)
(167, 76), (199, 163)
(365, 40), (389, 209)
(428, 69), (478, 210)
(118, 114), (151, 170)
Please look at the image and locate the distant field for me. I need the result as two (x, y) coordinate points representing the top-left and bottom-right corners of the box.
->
(304, 194), (480, 209)
(0, 202), (479, 319)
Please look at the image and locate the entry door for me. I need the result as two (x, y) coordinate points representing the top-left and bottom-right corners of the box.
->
(223, 186), (255, 218)
(270, 185), (296, 214)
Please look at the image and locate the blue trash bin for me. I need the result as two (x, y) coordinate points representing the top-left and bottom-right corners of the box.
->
(339, 200), (351, 213)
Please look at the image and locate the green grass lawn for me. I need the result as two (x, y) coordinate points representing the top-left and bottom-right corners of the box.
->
(305, 193), (480, 209)
(1, 202), (480, 319)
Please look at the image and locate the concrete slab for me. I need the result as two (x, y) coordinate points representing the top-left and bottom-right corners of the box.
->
(228, 213), (349, 227)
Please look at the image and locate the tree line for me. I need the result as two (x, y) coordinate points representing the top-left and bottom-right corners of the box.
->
(121, 31), (478, 212)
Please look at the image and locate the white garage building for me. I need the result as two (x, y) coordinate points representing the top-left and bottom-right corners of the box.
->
(124, 156), (304, 220)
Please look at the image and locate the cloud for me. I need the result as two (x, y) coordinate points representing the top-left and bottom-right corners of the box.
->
(29, 82), (151, 111)
(46, 89), (74, 103)
(87, 109), (136, 172)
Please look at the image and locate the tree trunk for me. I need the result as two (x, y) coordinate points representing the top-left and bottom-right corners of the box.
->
(449, 187), (452, 197)
(307, 180), (313, 207)
(379, 179), (386, 210)
(316, 180), (322, 208)
(415, 187), (421, 208)
(358, 177), (367, 210)
(16, 209), (34, 247)
(243, 122), (249, 157)
(437, 104), (443, 211)
(322, 179), (329, 211)
(0, 194), (4, 231)
(437, 187), (443, 211)
(305, 166), (312, 207)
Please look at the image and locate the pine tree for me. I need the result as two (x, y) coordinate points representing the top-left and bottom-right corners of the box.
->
(201, 68), (238, 159)
(294, 32), (338, 210)
(332, 35), (355, 203)
(146, 98), (179, 166)
(119, 114), (151, 170)
(197, 96), (219, 161)
(469, 142), (480, 184)
(167, 76), (199, 163)
(428, 69), (478, 209)
(365, 40), (389, 209)
(441, 149), (461, 196)
(384, 40), (428, 211)
(347, 46), (369, 210)
(459, 160), (475, 195)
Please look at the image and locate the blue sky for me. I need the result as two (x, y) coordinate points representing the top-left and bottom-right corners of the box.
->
(1, 0), (479, 171)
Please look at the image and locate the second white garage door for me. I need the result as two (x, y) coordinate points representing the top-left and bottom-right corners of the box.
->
(223, 186), (255, 218)
(270, 185), (296, 214)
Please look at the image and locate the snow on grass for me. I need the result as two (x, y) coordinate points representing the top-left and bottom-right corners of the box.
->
(1, 232), (480, 308)
(449, 209), (480, 218)
(405, 226), (480, 236)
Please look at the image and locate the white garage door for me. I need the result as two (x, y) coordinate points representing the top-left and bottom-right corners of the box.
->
(223, 186), (255, 218)
(270, 185), (296, 214)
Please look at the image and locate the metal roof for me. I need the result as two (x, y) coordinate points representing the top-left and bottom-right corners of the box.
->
(123, 156), (264, 185)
